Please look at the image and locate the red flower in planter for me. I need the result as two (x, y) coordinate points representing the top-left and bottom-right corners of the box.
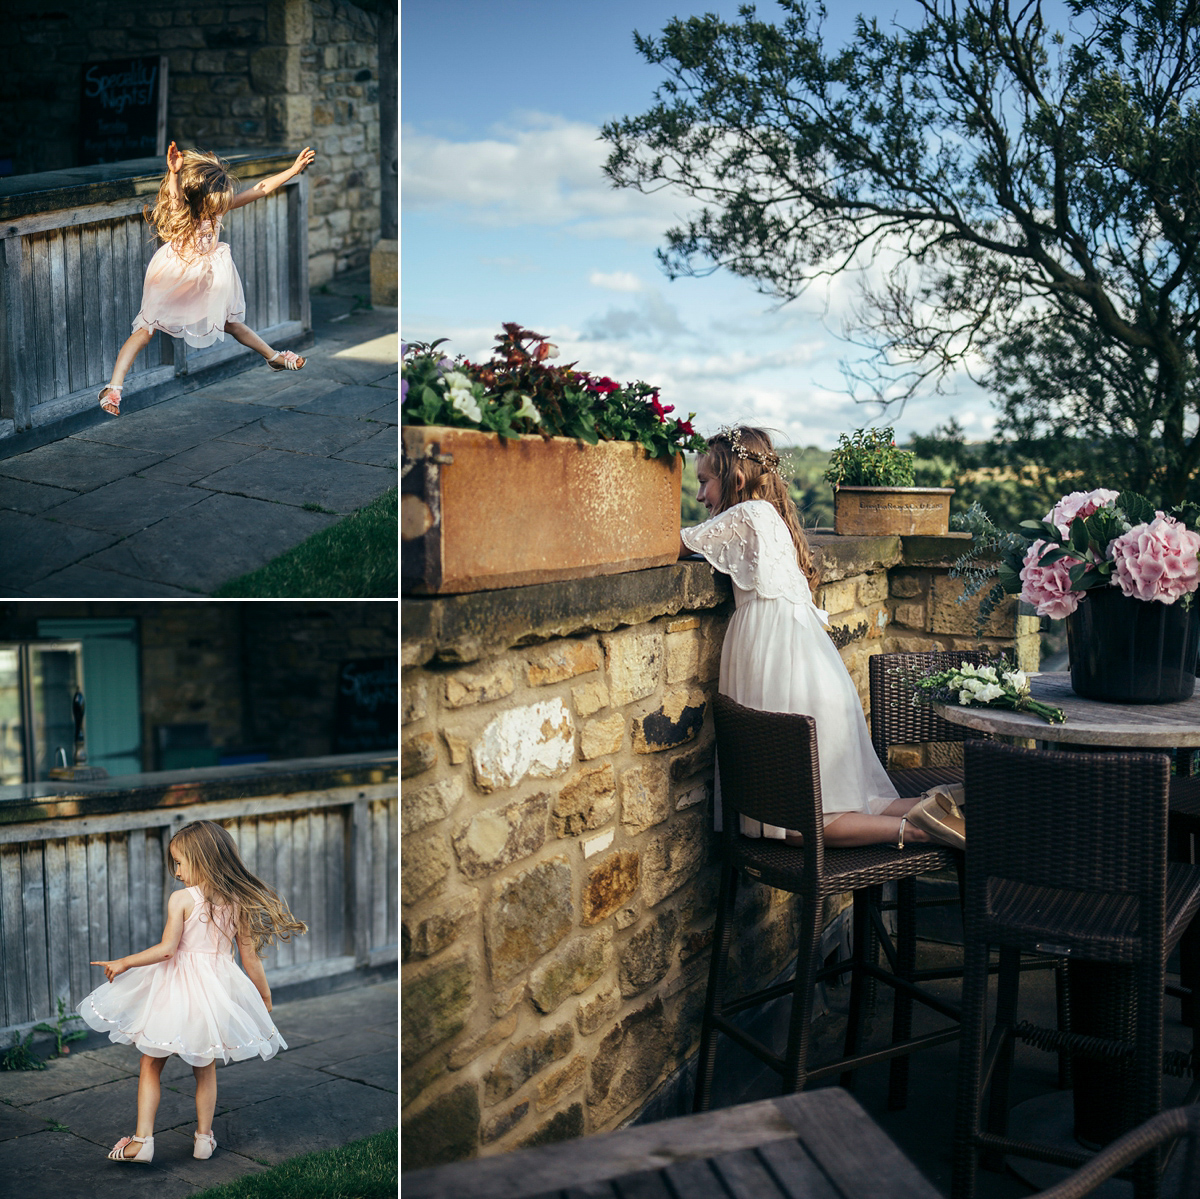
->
(587, 376), (620, 396)
(649, 392), (675, 422)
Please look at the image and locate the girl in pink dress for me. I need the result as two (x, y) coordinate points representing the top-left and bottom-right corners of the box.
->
(79, 820), (307, 1164)
(97, 140), (316, 416)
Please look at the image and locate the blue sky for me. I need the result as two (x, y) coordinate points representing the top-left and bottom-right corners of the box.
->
(401, 2), (1042, 449)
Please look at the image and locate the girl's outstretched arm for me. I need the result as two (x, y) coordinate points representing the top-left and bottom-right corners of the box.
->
(91, 888), (188, 981)
(166, 139), (184, 208)
(236, 930), (273, 1012)
(229, 147), (316, 210)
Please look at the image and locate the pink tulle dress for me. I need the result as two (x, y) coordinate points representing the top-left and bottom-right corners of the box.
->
(131, 219), (247, 349)
(78, 884), (286, 1067)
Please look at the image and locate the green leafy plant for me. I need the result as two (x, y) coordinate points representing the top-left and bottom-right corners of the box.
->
(33, 998), (87, 1059)
(0, 1029), (46, 1071)
(823, 427), (916, 488)
(401, 323), (707, 459)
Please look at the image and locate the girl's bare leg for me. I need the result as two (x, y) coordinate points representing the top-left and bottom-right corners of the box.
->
(125, 1053), (168, 1156)
(817, 799), (933, 848)
(223, 319), (275, 360)
(107, 328), (155, 390)
(193, 1060), (217, 1134)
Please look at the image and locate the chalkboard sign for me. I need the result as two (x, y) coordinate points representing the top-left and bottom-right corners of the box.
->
(333, 658), (398, 754)
(78, 56), (168, 165)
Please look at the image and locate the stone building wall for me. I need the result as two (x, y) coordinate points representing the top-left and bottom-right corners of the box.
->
(400, 538), (1038, 1169)
(0, 0), (380, 285)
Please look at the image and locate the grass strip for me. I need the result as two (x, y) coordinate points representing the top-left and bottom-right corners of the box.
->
(190, 1127), (397, 1199)
(213, 487), (397, 598)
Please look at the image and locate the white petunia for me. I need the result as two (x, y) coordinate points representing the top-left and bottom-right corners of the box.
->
(449, 387), (482, 423)
(514, 394), (542, 424)
(442, 370), (472, 391)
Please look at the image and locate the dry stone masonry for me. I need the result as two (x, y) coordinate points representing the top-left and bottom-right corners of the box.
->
(401, 535), (1038, 1169)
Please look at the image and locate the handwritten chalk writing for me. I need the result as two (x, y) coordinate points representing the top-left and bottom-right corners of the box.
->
(339, 664), (398, 713)
(84, 62), (157, 113)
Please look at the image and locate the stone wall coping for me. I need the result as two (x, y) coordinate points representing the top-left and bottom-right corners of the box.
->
(0, 148), (298, 222)
(807, 533), (902, 581)
(896, 532), (976, 568)
(0, 752), (398, 824)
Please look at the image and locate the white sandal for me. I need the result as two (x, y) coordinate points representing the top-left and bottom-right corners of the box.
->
(193, 1129), (217, 1159)
(98, 385), (122, 416)
(107, 1133), (153, 1163)
(267, 350), (306, 371)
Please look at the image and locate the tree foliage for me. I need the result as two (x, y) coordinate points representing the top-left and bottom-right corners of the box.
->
(604, 1), (1200, 504)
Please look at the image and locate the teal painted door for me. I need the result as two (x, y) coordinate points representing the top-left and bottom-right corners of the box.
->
(37, 619), (142, 777)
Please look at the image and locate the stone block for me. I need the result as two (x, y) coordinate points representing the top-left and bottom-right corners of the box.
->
(602, 631), (662, 705)
(400, 830), (451, 906)
(859, 572), (890, 604)
(528, 927), (614, 1015)
(309, 252), (336, 289)
(401, 731), (437, 778)
(666, 616), (700, 633)
(484, 1023), (574, 1105)
(250, 45), (300, 93)
(402, 891), (479, 961)
(642, 811), (709, 907)
(400, 957), (473, 1067)
(269, 93), (313, 139)
(485, 857), (574, 986)
(615, 905), (639, 930)
(527, 640), (603, 687)
(675, 782), (709, 811)
(537, 1054), (588, 1112)
(401, 677), (427, 725)
(931, 574), (1018, 637)
(890, 571), (925, 599)
(620, 761), (670, 834)
(632, 688), (706, 754)
(588, 997), (669, 1125)
(443, 661), (515, 709)
(482, 1099), (528, 1144)
(619, 910), (678, 997)
(665, 628), (701, 684)
(402, 1056), (446, 1109)
(670, 738), (715, 782)
(576, 985), (621, 1036)
(472, 699), (574, 793)
(571, 679), (609, 718)
(370, 236), (397, 306)
(453, 793), (549, 879)
(552, 763), (616, 837)
(448, 1011), (518, 1071)
(582, 829), (615, 858)
(579, 712), (624, 760)
(442, 729), (468, 765)
(313, 100), (336, 125)
(519, 1102), (585, 1148)
(400, 1082), (480, 1170)
(893, 602), (928, 631)
(401, 775), (463, 836)
(268, 0), (313, 43)
(582, 850), (640, 925)
(819, 578), (858, 615)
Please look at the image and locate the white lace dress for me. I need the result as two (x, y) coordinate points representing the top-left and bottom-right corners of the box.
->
(682, 499), (898, 837)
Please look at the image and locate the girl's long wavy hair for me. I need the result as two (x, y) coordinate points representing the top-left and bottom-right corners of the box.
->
(169, 820), (307, 956)
(144, 149), (238, 258)
(702, 426), (820, 597)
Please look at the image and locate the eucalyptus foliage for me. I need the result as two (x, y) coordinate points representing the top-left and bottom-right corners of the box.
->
(604, 1), (1200, 503)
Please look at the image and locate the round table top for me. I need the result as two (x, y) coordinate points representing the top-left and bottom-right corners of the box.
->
(935, 672), (1200, 747)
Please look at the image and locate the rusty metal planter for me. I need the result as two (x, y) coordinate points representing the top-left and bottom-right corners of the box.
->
(833, 485), (955, 537)
(402, 426), (683, 595)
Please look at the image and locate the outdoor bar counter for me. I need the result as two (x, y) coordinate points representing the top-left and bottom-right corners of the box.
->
(0, 751), (397, 1039)
(0, 148), (311, 447)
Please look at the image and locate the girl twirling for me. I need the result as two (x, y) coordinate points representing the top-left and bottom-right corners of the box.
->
(79, 819), (307, 1164)
(681, 425), (962, 849)
(98, 141), (316, 416)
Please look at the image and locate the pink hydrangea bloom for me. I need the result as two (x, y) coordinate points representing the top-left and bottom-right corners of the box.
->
(1019, 539), (1082, 619)
(1044, 488), (1120, 538)
(1109, 515), (1200, 604)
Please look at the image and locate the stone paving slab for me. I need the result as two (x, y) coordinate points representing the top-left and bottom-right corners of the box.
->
(218, 407), (378, 456)
(0, 510), (119, 586)
(366, 396), (398, 424)
(25, 563), (198, 598)
(43, 476), (208, 536)
(70, 398), (268, 456)
(294, 382), (402, 419)
(334, 427), (398, 468)
(0, 475), (76, 514)
(282, 1026), (395, 1070)
(82, 493), (337, 593)
(200, 449), (395, 513)
(138, 438), (263, 486)
(0, 439), (163, 493)
(321, 1045), (398, 1093)
(0, 1047), (138, 1107)
(26, 1074), (200, 1147)
(154, 1126), (269, 1187)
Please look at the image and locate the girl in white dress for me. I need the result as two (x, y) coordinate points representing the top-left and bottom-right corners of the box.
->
(97, 141), (315, 416)
(680, 426), (960, 849)
(79, 820), (306, 1164)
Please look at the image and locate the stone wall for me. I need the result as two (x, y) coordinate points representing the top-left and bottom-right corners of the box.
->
(0, 0), (380, 285)
(400, 537), (1038, 1169)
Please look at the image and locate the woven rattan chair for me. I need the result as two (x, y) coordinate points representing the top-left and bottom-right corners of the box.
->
(692, 693), (962, 1113)
(953, 741), (1200, 1199)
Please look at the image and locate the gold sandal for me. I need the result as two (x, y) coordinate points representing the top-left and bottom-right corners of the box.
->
(906, 785), (965, 850)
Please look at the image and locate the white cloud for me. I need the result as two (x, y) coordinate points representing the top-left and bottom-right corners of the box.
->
(589, 270), (643, 292)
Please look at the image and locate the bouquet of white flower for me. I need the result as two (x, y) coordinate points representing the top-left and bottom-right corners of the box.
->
(912, 658), (1066, 725)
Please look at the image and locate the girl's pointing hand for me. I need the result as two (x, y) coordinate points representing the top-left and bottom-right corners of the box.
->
(292, 147), (315, 174)
(92, 958), (128, 984)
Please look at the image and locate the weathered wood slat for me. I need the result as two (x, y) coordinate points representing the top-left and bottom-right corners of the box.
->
(755, 1141), (840, 1199)
(1, 235), (33, 428)
(124, 220), (144, 378)
(147, 826), (165, 927)
(43, 838), (70, 1008)
(709, 1148), (791, 1199)
(66, 836), (90, 1007)
(308, 808), (327, 961)
(96, 221), (117, 382)
(290, 810), (311, 965)
(63, 227), (85, 394)
(80, 225), (103, 389)
(658, 1160), (733, 1198)
(0, 846), (24, 1024)
(86, 834), (110, 967)
(107, 832), (130, 960)
(47, 230), (70, 399)
(371, 799), (387, 951)
(128, 826), (148, 952)
(254, 198), (268, 331)
(30, 233), (51, 403)
(266, 192), (281, 328)
(241, 201), (258, 329)
(329, 806), (347, 956)
(20, 842), (50, 1025)
(352, 799), (370, 967)
(386, 796), (398, 946)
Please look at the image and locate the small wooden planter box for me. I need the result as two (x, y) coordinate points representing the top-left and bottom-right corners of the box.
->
(402, 426), (683, 595)
(833, 486), (954, 537)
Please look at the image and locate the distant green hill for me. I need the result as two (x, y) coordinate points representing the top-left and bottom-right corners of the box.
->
(681, 446), (834, 528)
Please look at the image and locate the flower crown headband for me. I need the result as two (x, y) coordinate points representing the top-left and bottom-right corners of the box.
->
(710, 425), (789, 480)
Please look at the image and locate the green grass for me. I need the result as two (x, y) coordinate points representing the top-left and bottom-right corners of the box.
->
(190, 1128), (397, 1199)
(213, 488), (397, 598)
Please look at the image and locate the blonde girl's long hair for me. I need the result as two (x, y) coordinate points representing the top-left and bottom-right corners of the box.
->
(169, 820), (307, 956)
(703, 426), (820, 597)
(144, 149), (238, 258)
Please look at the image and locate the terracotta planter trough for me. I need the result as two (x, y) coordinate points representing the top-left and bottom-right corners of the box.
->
(833, 486), (955, 537)
(402, 426), (683, 595)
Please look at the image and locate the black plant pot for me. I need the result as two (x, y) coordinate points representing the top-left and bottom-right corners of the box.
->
(1067, 586), (1200, 703)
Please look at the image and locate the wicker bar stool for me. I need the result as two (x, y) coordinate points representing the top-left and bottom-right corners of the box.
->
(953, 741), (1200, 1199)
(692, 693), (962, 1113)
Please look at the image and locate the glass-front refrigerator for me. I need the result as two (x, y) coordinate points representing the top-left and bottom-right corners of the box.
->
(0, 641), (84, 783)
